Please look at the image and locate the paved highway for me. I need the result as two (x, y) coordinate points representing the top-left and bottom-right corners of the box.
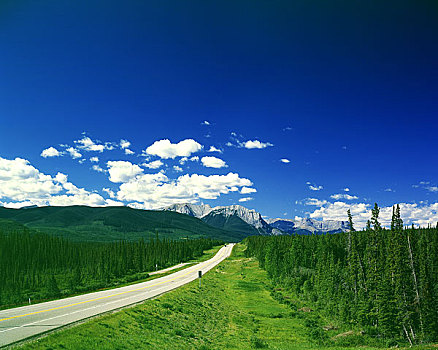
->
(0, 244), (234, 348)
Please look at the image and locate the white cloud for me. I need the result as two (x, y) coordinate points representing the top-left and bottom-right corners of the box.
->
(0, 157), (62, 201)
(304, 198), (328, 206)
(280, 158), (290, 163)
(55, 172), (68, 184)
(145, 139), (203, 159)
(239, 197), (253, 202)
(384, 188), (394, 192)
(179, 156), (199, 165)
(208, 146), (222, 153)
(143, 160), (163, 169)
(344, 188), (350, 192)
(120, 139), (131, 149)
(41, 147), (62, 158)
(92, 165), (105, 173)
(107, 161), (143, 183)
(90, 157), (99, 162)
(308, 184), (323, 191)
(241, 187), (257, 194)
(116, 172), (252, 209)
(124, 149), (134, 155)
(241, 140), (273, 149)
(66, 147), (82, 159)
(201, 120), (210, 125)
(307, 201), (438, 229)
(102, 188), (116, 198)
(330, 193), (358, 200)
(0, 156), (114, 208)
(105, 199), (125, 207)
(412, 181), (438, 193)
(173, 166), (183, 172)
(201, 156), (227, 168)
(74, 136), (107, 152)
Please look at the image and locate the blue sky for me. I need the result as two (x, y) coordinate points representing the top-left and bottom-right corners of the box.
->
(0, 1), (437, 228)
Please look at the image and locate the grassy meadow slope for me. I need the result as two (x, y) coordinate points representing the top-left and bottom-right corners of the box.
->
(0, 206), (245, 242)
(18, 244), (435, 350)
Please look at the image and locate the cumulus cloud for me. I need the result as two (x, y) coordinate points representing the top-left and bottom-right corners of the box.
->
(92, 165), (105, 173)
(0, 157), (62, 201)
(344, 188), (350, 192)
(66, 147), (82, 159)
(330, 193), (358, 200)
(201, 121), (210, 125)
(241, 187), (257, 194)
(90, 157), (99, 162)
(120, 139), (131, 149)
(107, 161), (143, 183)
(308, 183), (323, 191)
(143, 160), (163, 169)
(280, 158), (290, 163)
(55, 172), (68, 184)
(41, 147), (62, 158)
(208, 146), (222, 153)
(0, 156), (114, 208)
(74, 136), (108, 152)
(303, 198), (328, 206)
(102, 188), (116, 198)
(116, 172), (252, 209)
(145, 139), (203, 159)
(239, 197), (253, 202)
(307, 201), (438, 229)
(124, 149), (134, 155)
(201, 156), (227, 168)
(240, 140), (273, 149)
(179, 156), (199, 165)
(173, 166), (183, 172)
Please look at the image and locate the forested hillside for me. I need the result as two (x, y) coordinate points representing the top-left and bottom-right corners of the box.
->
(0, 219), (221, 309)
(245, 204), (438, 345)
(0, 206), (244, 242)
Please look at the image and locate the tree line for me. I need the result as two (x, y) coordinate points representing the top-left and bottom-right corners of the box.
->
(0, 219), (221, 308)
(244, 204), (438, 345)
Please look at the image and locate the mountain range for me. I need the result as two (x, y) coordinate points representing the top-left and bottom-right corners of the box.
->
(162, 203), (350, 236)
(0, 203), (350, 243)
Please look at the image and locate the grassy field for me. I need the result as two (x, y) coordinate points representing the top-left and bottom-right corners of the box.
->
(17, 244), (437, 350)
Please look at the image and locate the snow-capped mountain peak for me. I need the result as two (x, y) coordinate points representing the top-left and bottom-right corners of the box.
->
(162, 203), (350, 236)
(163, 203), (212, 218)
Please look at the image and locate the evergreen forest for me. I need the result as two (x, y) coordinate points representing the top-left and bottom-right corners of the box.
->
(0, 219), (221, 309)
(245, 204), (438, 345)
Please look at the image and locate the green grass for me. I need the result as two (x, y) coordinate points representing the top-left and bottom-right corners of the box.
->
(17, 244), (437, 350)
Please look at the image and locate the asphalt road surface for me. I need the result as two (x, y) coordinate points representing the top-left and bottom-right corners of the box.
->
(0, 244), (234, 348)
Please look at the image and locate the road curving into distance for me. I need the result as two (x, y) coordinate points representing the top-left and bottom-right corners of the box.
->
(0, 243), (235, 348)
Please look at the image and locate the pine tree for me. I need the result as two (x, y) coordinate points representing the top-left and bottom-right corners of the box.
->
(371, 203), (382, 231)
(348, 209), (355, 232)
(46, 275), (60, 298)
